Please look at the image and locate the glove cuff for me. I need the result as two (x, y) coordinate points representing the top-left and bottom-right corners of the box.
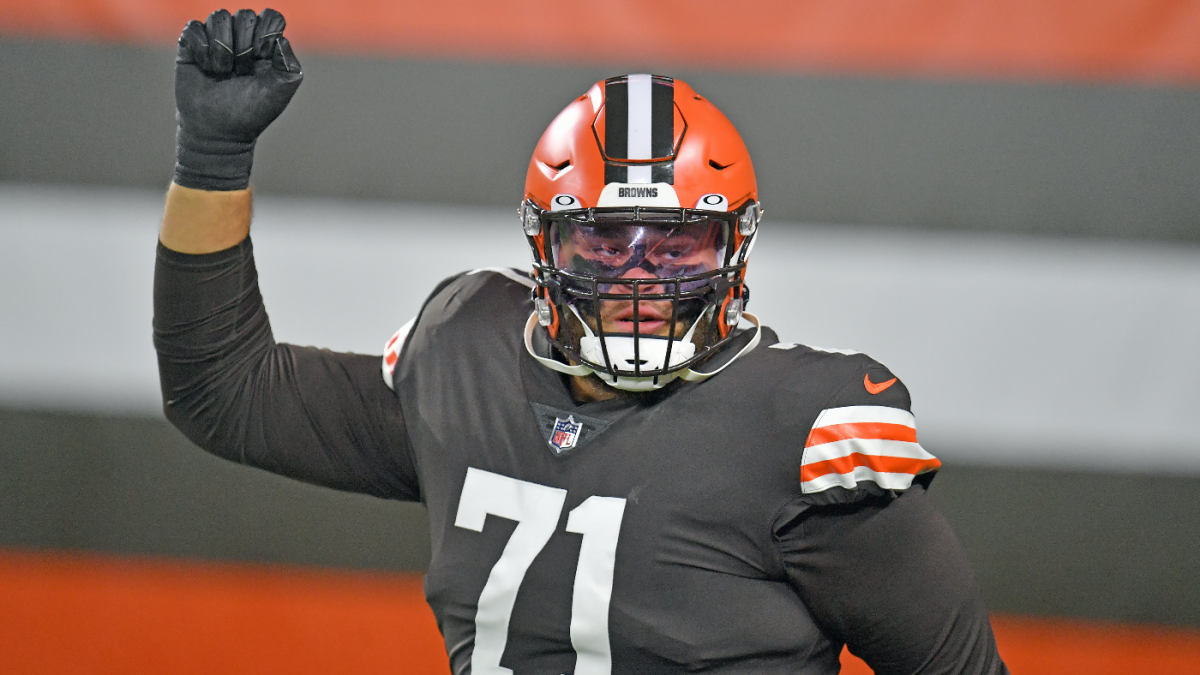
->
(174, 126), (257, 191)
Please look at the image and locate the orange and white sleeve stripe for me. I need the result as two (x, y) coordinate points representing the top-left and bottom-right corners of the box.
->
(381, 317), (415, 391)
(801, 405), (941, 494)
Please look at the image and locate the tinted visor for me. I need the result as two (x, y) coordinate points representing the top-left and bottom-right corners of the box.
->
(550, 219), (729, 293)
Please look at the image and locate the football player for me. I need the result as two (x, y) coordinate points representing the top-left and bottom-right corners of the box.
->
(155, 9), (1009, 674)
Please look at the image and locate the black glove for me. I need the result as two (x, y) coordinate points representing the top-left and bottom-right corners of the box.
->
(174, 8), (303, 191)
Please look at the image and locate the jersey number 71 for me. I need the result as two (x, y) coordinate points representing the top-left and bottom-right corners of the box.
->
(455, 468), (627, 675)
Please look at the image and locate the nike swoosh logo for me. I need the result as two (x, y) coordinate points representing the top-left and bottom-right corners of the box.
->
(864, 373), (897, 395)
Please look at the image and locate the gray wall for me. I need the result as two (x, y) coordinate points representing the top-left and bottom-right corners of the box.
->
(0, 409), (430, 572)
(2, 408), (1197, 627)
(2, 36), (1199, 240)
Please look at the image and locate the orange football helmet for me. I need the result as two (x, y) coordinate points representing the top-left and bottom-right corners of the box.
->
(521, 75), (762, 391)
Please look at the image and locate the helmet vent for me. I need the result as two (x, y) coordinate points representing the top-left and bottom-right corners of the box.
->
(709, 159), (733, 171)
(541, 159), (572, 177)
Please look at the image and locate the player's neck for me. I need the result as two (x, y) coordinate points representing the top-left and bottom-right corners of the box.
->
(568, 374), (622, 404)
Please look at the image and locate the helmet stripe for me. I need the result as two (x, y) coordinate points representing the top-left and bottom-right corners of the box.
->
(626, 74), (654, 183)
(650, 76), (675, 162)
(651, 76), (675, 184)
(603, 78), (628, 184)
(651, 162), (674, 184)
(602, 75), (677, 185)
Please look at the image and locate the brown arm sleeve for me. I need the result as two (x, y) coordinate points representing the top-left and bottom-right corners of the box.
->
(153, 237), (420, 501)
(774, 487), (1008, 675)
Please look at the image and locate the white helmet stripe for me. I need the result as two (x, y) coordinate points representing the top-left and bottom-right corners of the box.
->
(626, 74), (653, 183)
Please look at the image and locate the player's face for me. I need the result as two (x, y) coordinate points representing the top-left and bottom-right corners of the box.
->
(551, 219), (728, 336)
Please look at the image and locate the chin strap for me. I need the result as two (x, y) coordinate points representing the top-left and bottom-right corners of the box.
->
(677, 312), (762, 381)
(522, 311), (763, 384)
(524, 313), (593, 376)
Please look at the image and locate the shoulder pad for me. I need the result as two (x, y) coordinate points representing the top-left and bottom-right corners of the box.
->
(464, 266), (536, 289)
(844, 359), (912, 410)
(381, 268), (534, 390)
(768, 342), (860, 356)
(798, 358), (938, 504)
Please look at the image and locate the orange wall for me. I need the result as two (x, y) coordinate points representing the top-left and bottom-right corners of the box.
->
(3, 549), (1199, 675)
(0, 550), (449, 675)
(2, 0), (1200, 84)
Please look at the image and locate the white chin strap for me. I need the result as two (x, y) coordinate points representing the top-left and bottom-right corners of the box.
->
(522, 307), (762, 392)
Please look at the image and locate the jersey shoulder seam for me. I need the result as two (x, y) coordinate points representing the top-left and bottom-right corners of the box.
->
(464, 266), (536, 289)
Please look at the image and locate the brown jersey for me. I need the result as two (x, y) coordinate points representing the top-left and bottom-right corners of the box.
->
(154, 239), (1007, 675)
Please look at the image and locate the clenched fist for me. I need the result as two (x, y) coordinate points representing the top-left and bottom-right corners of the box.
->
(174, 8), (303, 191)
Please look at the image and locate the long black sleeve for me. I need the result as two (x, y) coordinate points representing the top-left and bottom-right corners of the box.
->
(774, 487), (1008, 675)
(153, 237), (420, 501)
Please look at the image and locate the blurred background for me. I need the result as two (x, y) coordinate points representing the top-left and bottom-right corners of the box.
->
(2, 1), (1199, 673)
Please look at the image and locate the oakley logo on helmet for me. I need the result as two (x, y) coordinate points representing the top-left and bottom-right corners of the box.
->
(551, 194), (579, 212)
(697, 194), (729, 211)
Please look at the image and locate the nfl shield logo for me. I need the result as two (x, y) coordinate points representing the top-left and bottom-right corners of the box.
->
(550, 415), (583, 453)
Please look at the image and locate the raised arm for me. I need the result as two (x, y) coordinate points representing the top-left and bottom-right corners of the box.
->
(163, 7), (299, 252)
(154, 9), (419, 501)
(161, 183), (251, 254)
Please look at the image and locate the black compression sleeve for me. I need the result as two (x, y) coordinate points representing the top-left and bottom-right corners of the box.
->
(774, 487), (1008, 675)
(153, 237), (420, 500)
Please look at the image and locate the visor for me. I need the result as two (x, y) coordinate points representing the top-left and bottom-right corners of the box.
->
(549, 218), (729, 294)
(524, 201), (755, 386)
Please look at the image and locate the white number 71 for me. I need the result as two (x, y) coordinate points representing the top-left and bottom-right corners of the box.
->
(455, 468), (627, 675)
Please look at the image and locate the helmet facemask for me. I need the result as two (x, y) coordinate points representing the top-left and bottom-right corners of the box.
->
(526, 200), (756, 391)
